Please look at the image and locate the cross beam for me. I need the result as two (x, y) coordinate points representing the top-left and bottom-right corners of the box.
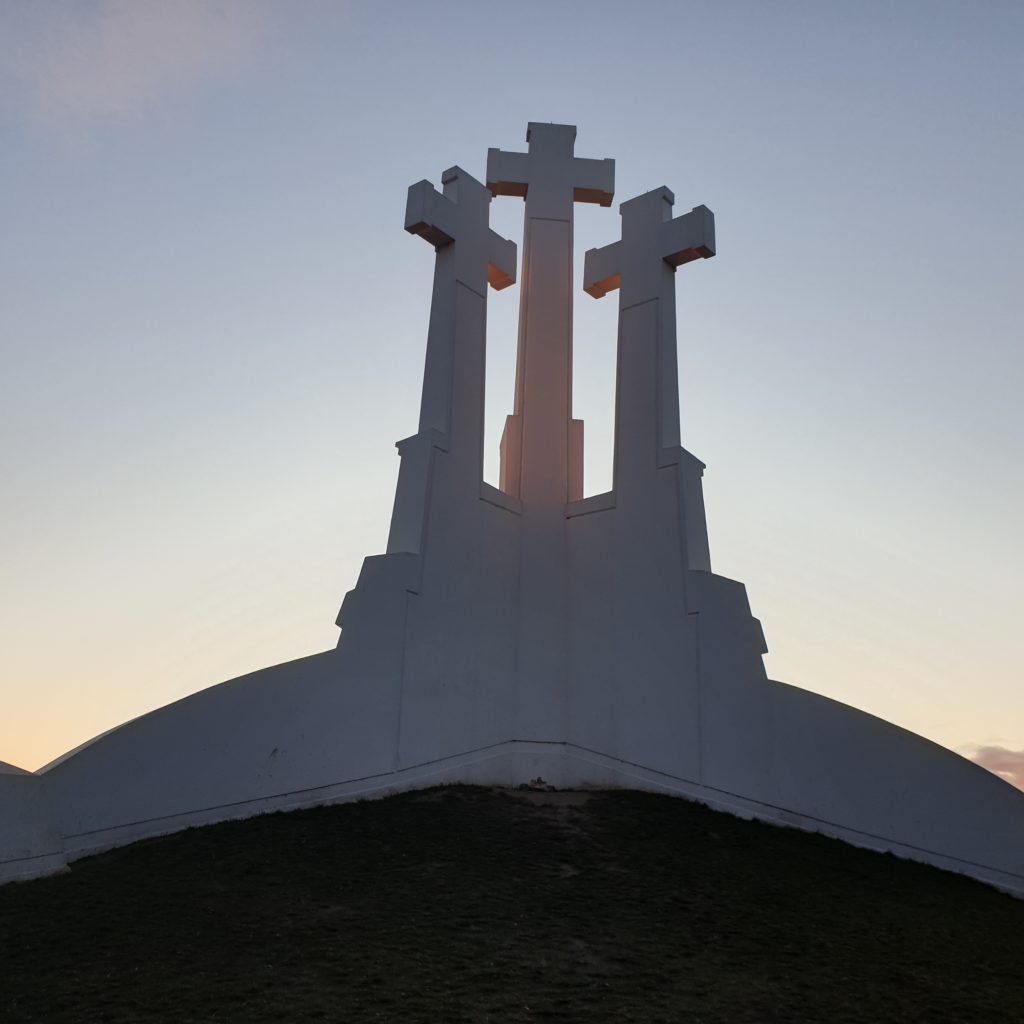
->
(485, 123), (614, 734)
(487, 122), (614, 221)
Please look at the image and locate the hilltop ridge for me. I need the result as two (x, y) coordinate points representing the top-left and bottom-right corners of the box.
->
(2, 786), (1022, 1023)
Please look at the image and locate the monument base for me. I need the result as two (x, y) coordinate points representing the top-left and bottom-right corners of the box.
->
(3, 647), (1022, 898)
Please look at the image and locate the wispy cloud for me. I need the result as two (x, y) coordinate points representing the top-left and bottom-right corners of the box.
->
(1, 1), (268, 126)
(971, 746), (1024, 791)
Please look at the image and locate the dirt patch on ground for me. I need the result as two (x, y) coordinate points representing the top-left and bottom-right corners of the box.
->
(501, 787), (596, 807)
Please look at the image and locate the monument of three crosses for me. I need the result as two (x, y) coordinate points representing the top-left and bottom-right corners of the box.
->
(1, 124), (1022, 896)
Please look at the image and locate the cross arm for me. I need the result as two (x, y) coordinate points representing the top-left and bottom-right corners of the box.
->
(487, 231), (516, 290)
(572, 157), (615, 207)
(404, 179), (455, 248)
(662, 205), (716, 266)
(583, 241), (621, 299)
(486, 149), (531, 198)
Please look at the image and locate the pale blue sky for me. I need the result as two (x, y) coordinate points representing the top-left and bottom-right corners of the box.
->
(1, 0), (1022, 777)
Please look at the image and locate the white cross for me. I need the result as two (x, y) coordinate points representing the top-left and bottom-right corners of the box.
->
(584, 187), (714, 307)
(405, 165), (516, 296)
(584, 187), (715, 464)
(487, 122), (614, 220)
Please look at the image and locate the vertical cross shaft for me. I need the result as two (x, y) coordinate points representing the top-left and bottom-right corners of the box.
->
(584, 188), (714, 488)
(487, 123), (614, 503)
(387, 167), (515, 555)
(487, 123), (614, 738)
(405, 166), (515, 441)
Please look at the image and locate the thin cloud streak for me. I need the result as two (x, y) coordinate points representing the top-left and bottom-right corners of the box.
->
(1, 0), (268, 125)
(971, 746), (1024, 792)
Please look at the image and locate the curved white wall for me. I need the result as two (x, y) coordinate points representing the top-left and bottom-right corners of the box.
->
(0, 762), (66, 882)
(1, 619), (1019, 896)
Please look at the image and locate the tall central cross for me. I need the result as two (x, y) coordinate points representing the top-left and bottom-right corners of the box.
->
(487, 123), (614, 503)
(487, 123), (614, 738)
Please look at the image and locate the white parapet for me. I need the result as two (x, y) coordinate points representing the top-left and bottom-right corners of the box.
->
(0, 761), (67, 883)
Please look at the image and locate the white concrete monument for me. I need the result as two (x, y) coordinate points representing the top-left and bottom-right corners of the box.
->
(2, 124), (1023, 897)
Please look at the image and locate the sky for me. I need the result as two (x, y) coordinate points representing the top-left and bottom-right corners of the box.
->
(1, 0), (1022, 788)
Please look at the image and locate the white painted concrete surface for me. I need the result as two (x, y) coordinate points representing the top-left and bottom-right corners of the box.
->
(0, 761), (67, 881)
(2, 125), (1022, 897)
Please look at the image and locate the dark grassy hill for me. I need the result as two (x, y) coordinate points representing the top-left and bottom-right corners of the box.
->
(1, 785), (1022, 1023)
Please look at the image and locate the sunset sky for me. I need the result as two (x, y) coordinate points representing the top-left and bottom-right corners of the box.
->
(1, 1), (1022, 788)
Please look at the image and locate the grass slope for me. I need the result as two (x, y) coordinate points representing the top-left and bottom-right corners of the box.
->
(1, 786), (1022, 1023)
